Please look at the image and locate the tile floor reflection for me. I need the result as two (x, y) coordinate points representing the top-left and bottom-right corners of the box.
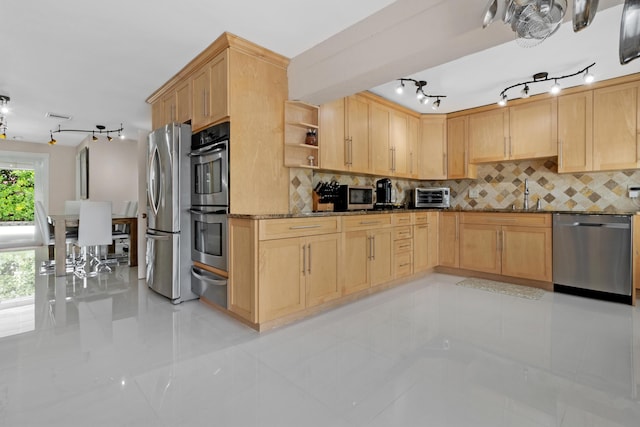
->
(0, 247), (639, 426)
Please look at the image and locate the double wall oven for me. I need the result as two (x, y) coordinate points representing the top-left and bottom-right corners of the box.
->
(189, 121), (230, 308)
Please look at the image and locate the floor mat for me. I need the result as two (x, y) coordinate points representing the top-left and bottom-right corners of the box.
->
(456, 277), (545, 300)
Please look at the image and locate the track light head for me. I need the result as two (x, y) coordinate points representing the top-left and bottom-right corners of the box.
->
(48, 132), (56, 145)
(395, 81), (404, 95)
(107, 134), (113, 142)
(550, 79), (561, 95)
(432, 98), (441, 111)
(498, 94), (508, 107)
(521, 85), (530, 98)
(584, 70), (595, 84)
(92, 132), (98, 142)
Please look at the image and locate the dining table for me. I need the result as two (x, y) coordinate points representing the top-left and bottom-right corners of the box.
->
(48, 214), (138, 276)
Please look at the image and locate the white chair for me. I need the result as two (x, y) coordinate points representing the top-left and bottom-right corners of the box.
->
(74, 201), (114, 277)
(35, 201), (77, 271)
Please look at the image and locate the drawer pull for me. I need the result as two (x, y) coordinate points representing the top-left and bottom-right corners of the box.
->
(359, 221), (380, 225)
(289, 224), (322, 230)
(399, 263), (411, 267)
(398, 245), (411, 250)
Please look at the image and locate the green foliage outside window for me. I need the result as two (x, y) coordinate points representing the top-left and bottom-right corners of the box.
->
(0, 169), (34, 222)
(0, 250), (35, 300)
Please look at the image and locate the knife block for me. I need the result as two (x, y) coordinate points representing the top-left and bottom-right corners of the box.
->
(312, 192), (333, 212)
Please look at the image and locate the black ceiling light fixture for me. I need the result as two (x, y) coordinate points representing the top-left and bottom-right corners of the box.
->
(395, 78), (447, 110)
(0, 94), (10, 140)
(498, 62), (596, 106)
(49, 123), (125, 145)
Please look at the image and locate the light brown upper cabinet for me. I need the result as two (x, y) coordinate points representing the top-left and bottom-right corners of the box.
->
(389, 110), (409, 176)
(418, 115), (447, 180)
(593, 81), (640, 171)
(447, 116), (477, 179)
(469, 98), (557, 163)
(558, 91), (593, 173)
(319, 95), (371, 173)
(509, 98), (557, 159)
(191, 49), (229, 132)
(151, 80), (191, 130)
(370, 101), (392, 175)
(407, 116), (420, 178)
(468, 109), (510, 163)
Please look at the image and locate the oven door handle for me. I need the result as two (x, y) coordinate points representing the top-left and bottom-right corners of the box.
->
(188, 141), (227, 157)
(191, 267), (227, 286)
(190, 208), (228, 215)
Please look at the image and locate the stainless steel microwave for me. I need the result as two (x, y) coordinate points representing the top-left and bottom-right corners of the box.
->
(413, 187), (451, 208)
(335, 185), (374, 211)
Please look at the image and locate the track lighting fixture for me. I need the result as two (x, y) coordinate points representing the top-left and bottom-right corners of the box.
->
(497, 63), (595, 106)
(49, 123), (124, 143)
(48, 132), (56, 145)
(395, 78), (446, 108)
(0, 127), (6, 140)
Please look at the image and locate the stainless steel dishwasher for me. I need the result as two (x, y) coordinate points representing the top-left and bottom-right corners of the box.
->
(553, 213), (633, 304)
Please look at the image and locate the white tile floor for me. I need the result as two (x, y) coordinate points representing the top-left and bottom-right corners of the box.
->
(1, 247), (640, 426)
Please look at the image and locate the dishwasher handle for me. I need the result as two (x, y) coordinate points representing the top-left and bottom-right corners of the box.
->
(560, 222), (631, 229)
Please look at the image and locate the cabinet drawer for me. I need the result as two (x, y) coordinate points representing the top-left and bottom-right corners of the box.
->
(342, 214), (392, 231)
(393, 213), (413, 226)
(460, 212), (551, 227)
(394, 238), (413, 254)
(413, 212), (430, 225)
(395, 252), (413, 277)
(394, 226), (413, 240)
(259, 216), (341, 240)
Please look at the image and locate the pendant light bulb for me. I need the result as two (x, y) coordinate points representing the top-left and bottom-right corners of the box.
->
(395, 81), (404, 95)
(107, 133), (113, 142)
(48, 132), (56, 145)
(0, 105), (8, 115)
(521, 85), (530, 98)
(0, 130), (6, 140)
(584, 70), (595, 84)
(92, 131), (98, 142)
(550, 80), (561, 95)
(420, 96), (430, 105)
(498, 94), (507, 107)
(431, 98), (441, 111)
(416, 90), (424, 101)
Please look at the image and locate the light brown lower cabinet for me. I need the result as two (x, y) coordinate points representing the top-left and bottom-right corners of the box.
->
(343, 228), (394, 295)
(258, 233), (341, 322)
(439, 212), (460, 268)
(459, 213), (552, 282)
(414, 212), (439, 273)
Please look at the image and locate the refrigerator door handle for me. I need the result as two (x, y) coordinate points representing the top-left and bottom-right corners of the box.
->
(148, 145), (161, 217)
(145, 233), (171, 240)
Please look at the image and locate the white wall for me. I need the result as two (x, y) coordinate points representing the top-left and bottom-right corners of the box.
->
(0, 141), (76, 214)
(77, 137), (138, 214)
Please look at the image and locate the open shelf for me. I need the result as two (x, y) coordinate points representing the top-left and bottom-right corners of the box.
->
(284, 101), (320, 169)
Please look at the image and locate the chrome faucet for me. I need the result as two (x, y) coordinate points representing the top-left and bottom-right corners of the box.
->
(523, 178), (530, 210)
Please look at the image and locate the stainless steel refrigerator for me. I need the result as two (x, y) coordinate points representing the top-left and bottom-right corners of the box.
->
(146, 123), (198, 304)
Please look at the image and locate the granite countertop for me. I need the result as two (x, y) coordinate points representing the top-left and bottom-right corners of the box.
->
(229, 208), (639, 220)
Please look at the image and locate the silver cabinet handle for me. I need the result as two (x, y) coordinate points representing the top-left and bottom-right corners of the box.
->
(191, 267), (227, 286)
(359, 221), (380, 225)
(558, 139), (563, 168)
(368, 236), (373, 260)
(145, 233), (170, 241)
(349, 137), (353, 165)
(344, 137), (350, 166)
(504, 136), (508, 158)
(289, 224), (321, 230)
(302, 244), (306, 276)
(372, 235), (376, 260)
(307, 243), (311, 274)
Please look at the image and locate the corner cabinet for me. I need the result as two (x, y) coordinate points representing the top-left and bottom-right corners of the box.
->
(558, 91), (593, 173)
(284, 101), (319, 169)
(447, 116), (476, 179)
(419, 115), (447, 180)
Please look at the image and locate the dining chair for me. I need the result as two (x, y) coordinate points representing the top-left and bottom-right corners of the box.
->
(35, 201), (77, 270)
(74, 201), (114, 278)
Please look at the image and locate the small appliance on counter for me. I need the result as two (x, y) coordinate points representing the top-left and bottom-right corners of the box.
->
(333, 183), (374, 211)
(412, 187), (451, 209)
(313, 180), (340, 212)
(374, 178), (395, 210)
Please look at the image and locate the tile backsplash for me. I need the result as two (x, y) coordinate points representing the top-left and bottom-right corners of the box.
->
(289, 159), (640, 214)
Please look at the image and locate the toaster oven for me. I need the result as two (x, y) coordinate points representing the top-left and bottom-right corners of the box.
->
(413, 187), (451, 208)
